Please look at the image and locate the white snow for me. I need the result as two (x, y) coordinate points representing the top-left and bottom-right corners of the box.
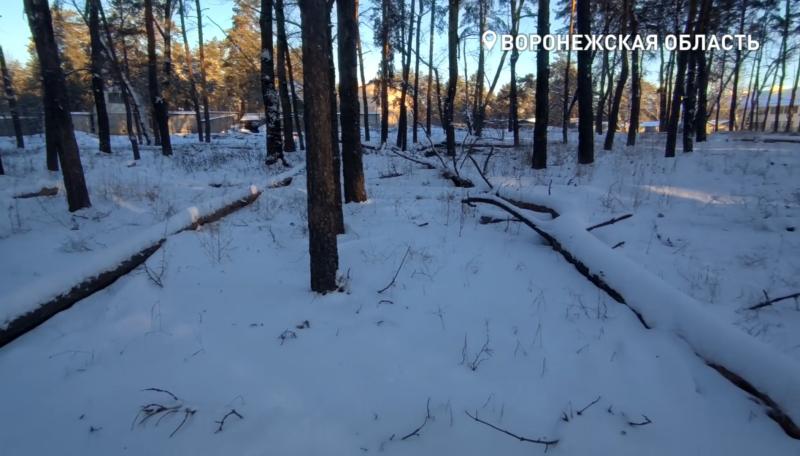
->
(0, 128), (798, 455)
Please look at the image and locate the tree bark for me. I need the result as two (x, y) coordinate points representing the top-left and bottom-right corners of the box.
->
(562, 0), (576, 144)
(195, 0), (211, 142)
(299, 0), (340, 293)
(785, 55), (800, 132)
(357, 27), (371, 141)
(380, 0), (391, 144)
(275, 0), (296, 152)
(773, 0), (791, 132)
(89, 0), (111, 154)
(728, 0), (747, 132)
(666, 0), (696, 157)
(626, 6), (640, 147)
(325, 9), (345, 234)
(412, 0), (422, 144)
(178, 0), (202, 142)
(145, 0), (173, 156)
(473, 0), (488, 136)
(285, 44), (305, 149)
(0, 46), (24, 149)
(396, 0), (416, 150)
(532, 0), (549, 169)
(337, 0), (368, 202)
(24, 0), (91, 211)
(603, 0), (628, 151)
(445, 0), (459, 156)
(426, 2), (435, 136)
(261, 0), (285, 164)
(576, 0), (593, 163)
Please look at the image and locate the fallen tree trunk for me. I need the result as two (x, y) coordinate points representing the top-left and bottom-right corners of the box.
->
(464, 192), (800, 439)
(13, 187), (59, 199)
(389, 147), (474, 188)
(0, 171), (299, 349)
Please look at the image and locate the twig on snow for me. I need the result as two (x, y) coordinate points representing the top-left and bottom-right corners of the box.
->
(378, 246), (411, 294)
(401, 398), (432, 440)
(215, 409), (244, 433)
(464, 410), (558, 448)
(748, 291), (800, 311)
(586, 214), (633, 232)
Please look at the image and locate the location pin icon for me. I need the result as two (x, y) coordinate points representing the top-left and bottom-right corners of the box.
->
(482, 30), (497, 50)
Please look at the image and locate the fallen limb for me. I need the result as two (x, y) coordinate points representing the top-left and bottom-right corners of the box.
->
(464, 410), (558, 448)
(389, 147), (474, 188)
(464, 192), (800, 439)
(13, 187), (59, 199)
(586, 213), (633, 232)
(748, 291), (800, 311)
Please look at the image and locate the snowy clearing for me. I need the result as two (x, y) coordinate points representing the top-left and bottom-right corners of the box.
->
(0, 129), (799, 455)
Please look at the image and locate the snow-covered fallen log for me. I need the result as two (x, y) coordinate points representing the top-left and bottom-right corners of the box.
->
(0, 169), (299, 349)
(464, 189), (800, 439)
(12, 186), (59, 199)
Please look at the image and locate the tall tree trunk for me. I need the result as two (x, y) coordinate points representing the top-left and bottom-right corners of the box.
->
(380, 0), (391, 144)
(576, 0), (593, 163)
(261, 0), (285, 164)
(562, 0), (576, 144)
(357, 29), (371, 141)
(178, 0), (202, 142)
(298, 0), (340, 293)
(728, 0), (747, 132)
(747, 43), (763, 130)
(412, 0), (422, 144)
(713, 50), (728, 132)
(785, 55), (800, 132)
(426, 2), (435, 136)
(761, 64), (779, 131)
(195, 0), (211, 142)
(693, 0), (712, 142)
(285, 44), (305, 149)
(657, 45), (667, 132)
(473, 0), (487, 136)
(509, 0), (522, 145)
(337, 0), (368, 202)
(396, 0), (415, 150)
(595, 47), (609, 135)
(0, 46), (24, 149)
(773, 0), (790, 132)
(532, 0), (549, 169)
(326, 8), (345, 234)
(162, 0), (173, 93)
(445, 0), (459, 156)
(275, 0), (296, 152)
(145, 0), (173, 156)
(603, 0), (629, 151)
(626, 5), (640, 147)
(89, 0), (111, 154)
(24, 0), (91, 211)
(97, 1), (140, 159)
(666, 0), (696, 157)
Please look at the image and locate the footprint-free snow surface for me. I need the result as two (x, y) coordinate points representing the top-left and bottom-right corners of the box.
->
(0, 130), (798, 455)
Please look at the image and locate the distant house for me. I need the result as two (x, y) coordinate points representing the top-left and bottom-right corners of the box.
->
(743, 88), (799, 130)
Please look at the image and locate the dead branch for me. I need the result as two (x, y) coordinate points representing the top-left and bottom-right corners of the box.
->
(577, 396), (602, 415)
(464, 411), (558, 448)
(215, 409), (243, 433)
(268, 176), (293, 188)
(748, 291), (800, 311)
(378, 246), (411, 294)
(466, 150), (494, 189)
(627, 415), (652, 427)
(400, 398), (432, 440)
(142, 388), (179, 401)
(13, 187), (59, 199)
(170, 408), (196, 437)
(586, 214), (633, 232)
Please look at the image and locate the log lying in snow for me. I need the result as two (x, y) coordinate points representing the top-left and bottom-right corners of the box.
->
(0, 170), (298, 349)
(389, 148), (474, 188)
(13, 186), (59, 199)
(464, 191), (800, 439)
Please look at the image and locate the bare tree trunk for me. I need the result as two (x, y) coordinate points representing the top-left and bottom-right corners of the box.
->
(666, 0), (696, 157)
(24, 0), (91, 211)
(626, 5), (640, 147)
(532, 0), (549, 169)
(285, 47), (305, 149)
(89, 0), (111, 154)
(562, 0), (576, 144)
(728, 0), (747, 132)
(657, 45), (667, 132)
(473, 0), (487, 136)
(337, 0), (368, 202)
(325, 7), (345, 234)
(426, 2), (434, 136)
(396, 0), (415, 150)
(178, 0), (202, 142)
(357, 29), (370, 141)
(145, 0), (172, 156)
(785, 54), (800, 132)
(445, 0), (459, 156)
(195, 0), (211, 142)
(412, 0), (422, 144)
(380, 0), (391, 144)
(162, 0), (173, 93)
(603, 0), (628, 151)
(97, 1), (139, 159)
(299, 0), (340, 293)
(773, 0), (791, 132)
(693, 0), (712, 142)
(0, 46), (24, 148)
(275, 0), (296, 152)
(576, 0), (593, 163)
(261, 0), (285, 164)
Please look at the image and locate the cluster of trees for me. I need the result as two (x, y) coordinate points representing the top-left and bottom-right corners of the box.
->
(1, 0), (798, 290)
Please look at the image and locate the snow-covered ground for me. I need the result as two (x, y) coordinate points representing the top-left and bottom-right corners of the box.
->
(0, 128), (798, 454)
